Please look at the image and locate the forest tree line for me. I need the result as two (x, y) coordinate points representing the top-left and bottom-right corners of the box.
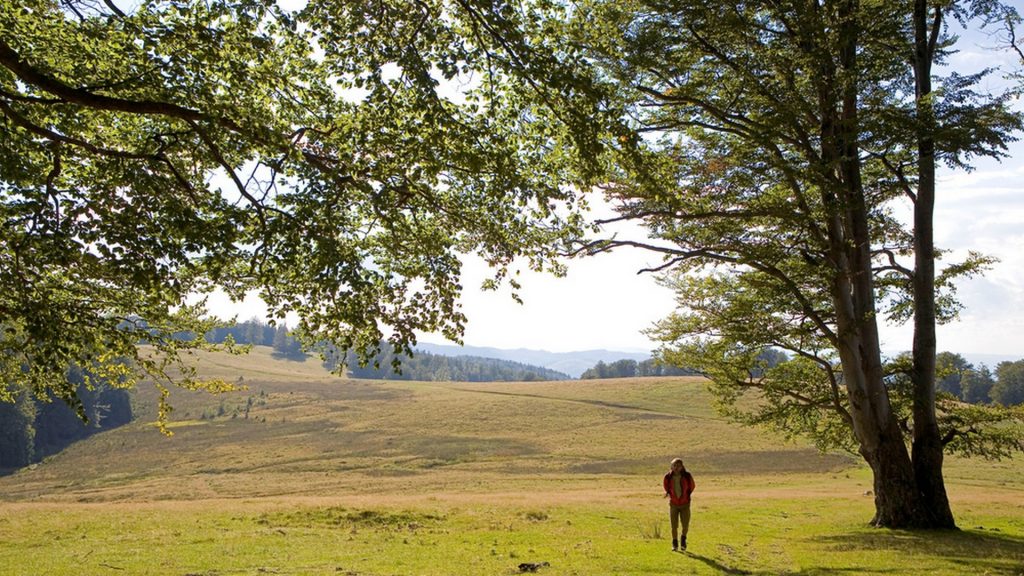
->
(580, 350), (1024, 408)
(205, 319), (304, 359)
(0, 366), (132, 470)
(321, 342), (571, 382)
(580, 359), (698, 379)
(207, 319), (570, 381)
(935, 352), (1024, 407)
(581, 349), (788, 380)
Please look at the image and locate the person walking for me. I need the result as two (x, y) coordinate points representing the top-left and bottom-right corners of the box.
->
(663, 457), (695, 551)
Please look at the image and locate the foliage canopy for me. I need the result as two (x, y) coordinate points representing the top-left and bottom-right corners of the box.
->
(0, 0), (601, 422)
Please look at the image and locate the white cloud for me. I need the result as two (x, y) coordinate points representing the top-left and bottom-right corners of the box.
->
(445, 248), (677, 353)
(913, 146), (1024, 357)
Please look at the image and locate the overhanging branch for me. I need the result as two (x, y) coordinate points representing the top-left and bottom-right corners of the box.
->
(0, 38), (221, 127)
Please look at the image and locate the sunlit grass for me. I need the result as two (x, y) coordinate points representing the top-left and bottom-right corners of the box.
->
(2, 492), (1021, 575)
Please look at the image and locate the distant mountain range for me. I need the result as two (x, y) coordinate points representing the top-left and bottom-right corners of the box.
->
(878, 350), (1020, 370)
(948, 353), (1021, 370)
(414, 344), (1022, 379)
(413, 342), (650, 378)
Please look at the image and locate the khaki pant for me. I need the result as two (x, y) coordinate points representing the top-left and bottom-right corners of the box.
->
(669, 502), (691, 539)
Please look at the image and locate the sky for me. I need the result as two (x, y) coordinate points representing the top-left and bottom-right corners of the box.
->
(425, 146), (1024, 358)
(206, 13), (1024, 361)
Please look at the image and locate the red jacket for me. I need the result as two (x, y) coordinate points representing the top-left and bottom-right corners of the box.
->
(663, 471), (695, 505)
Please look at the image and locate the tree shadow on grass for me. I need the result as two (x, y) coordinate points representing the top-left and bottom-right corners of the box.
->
(684, 551), (888, 576)
(817, 528), (1024, 574)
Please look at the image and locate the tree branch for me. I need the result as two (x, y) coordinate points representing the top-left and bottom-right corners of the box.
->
(927, 5), (943, 62)
(571, 238), (739, 263)
(746, 259), (839, 345)
(636, 84), (762, 141)
(594, 207), (771, 226)
(784, 345), (854, 427)
(866, 149), (916, 201)
(186, 119), (268, 226)
(875, 248), (914, 278)
(0, 38), (216, 126)
(102, 0), (127, 18)
(1005, 16), (1024, 63)
(733, 377), (832, 409)
(0, 99), (163, 160)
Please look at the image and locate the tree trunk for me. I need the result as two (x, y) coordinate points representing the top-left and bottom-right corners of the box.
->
(828, 0), (955, 529)
(835, 326), (951, 528)
(861, 424), (923, 527)
(909, 0), (956, 529)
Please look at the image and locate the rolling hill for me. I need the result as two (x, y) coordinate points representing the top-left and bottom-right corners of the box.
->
(0, 346), (850, 502)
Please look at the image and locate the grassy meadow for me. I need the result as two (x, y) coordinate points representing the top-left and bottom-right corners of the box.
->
(0, 347), (1022, 575)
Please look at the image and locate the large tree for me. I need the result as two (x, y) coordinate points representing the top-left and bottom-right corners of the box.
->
(0, 0), (597, 423)
(565, 0), (1024, 527)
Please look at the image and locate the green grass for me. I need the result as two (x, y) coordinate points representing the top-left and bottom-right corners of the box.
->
(2, 495), (1022, 575)
(0, 346), (1021, 575)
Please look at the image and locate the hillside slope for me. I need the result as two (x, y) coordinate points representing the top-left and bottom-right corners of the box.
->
(0, 347), (853, 502)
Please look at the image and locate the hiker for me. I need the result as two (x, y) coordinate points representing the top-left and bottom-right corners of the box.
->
(663, 457), (695, 551)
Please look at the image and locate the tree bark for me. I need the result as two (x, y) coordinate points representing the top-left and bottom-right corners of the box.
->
(862, 423), (925, 527)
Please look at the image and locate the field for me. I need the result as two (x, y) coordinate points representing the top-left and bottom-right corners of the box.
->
(1, 347), (1022, 575)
